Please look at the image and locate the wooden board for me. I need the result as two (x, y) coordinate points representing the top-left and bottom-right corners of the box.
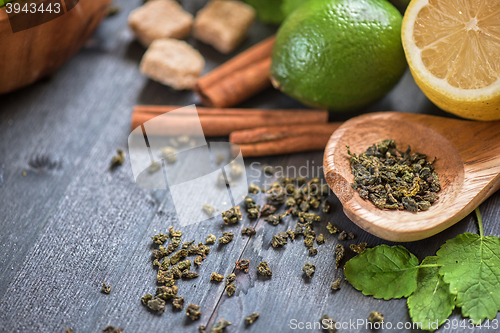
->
(0, 0), (499, 332)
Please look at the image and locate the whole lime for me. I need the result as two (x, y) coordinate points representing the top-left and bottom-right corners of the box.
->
(270, 0), (407, 111)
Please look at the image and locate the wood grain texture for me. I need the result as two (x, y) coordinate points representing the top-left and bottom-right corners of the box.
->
(0, 0), (112, 94)
(324, 112), (500, 241)
(0, 1), (499, 332)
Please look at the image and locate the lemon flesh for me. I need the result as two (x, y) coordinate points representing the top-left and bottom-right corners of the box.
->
(402, 0), (500, 120)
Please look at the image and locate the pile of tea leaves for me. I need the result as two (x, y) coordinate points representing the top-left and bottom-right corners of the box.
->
(140, 172), (365, 331)
(348, 139), (440, 212)
(344, 208), (500, 331)
(249, 176), (362, 269)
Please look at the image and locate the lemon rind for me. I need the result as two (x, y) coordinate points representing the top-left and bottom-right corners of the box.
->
(402, 0), (500, 102)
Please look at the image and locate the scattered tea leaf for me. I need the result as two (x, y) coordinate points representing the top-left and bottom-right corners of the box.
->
(177, 260), (191, 271)
(141, 293), (166, 313)
(263, 165), (274, 175)
(151, 233), (168, 244)
(210, 318), (231, 333)
(302, 262), (315, 278)
(241, 227), (256, 236)
(321, 199), (331, 213)
(186, 303), (201, 320)
(326, 223), (340, 234)
(102, 326), (123, 333)
(226, 273), (235, 285)
(368, 311), (384, 324)
(257, 261), (272, 278)
(219, 232), (234, 244)
(216, 153), (225, 164)
(155, 285), (178, 300)
(203, 204), (215, 216)
(235, 259), (250, 273)
(245, 312), (260, 325)
(316, 233), (325, 245)
(350, 242), (368, 254)
(110, 149), (125, 167)
(169, 226), (182, 238)
(210, 272), (224, 282)
(226, 282), (236, 296)
(260, 204), (277, 216)
(320, 314), (337, 333)
(222, 207), (242, 224)
(194, 255), (203, 266)
(102, 282), (111, 294)
(182, 270), (199, 279)
(148, 161), (161, 173)
(160, 146), (177, 164)
(271, 233), (287, 247)
(248, 184), (260, 194)
(331, 278), (341, 290)
(170, 249), (188, 265)
(152, 245), (168, 259)
(172, 296), (184, 310)
(334, 244), (345, 269)
(230, 161), (244, 178)
(206, 234), (216, 245)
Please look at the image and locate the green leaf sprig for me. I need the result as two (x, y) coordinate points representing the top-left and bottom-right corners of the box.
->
(344, 208), (500, 331)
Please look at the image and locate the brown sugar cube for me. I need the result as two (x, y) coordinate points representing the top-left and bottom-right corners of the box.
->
(140, 39), (205, 90)
(128, 0), (193, 48)
(193, 0), (256, 54)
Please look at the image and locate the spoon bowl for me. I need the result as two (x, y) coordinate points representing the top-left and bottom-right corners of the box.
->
(323, 112), (500, 242)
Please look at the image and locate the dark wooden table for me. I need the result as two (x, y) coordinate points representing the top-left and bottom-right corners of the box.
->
(1, 1), (499, 332)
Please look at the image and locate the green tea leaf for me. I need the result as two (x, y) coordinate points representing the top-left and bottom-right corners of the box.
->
(437, 233), (500, 323)
(407, 256), (455, 331)
(344, 244), (419, 300)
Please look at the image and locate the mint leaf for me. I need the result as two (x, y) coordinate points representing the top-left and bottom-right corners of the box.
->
(407, 256), (455, 331)
(344, 244), (419, 300)
(437, 233), (500, 323)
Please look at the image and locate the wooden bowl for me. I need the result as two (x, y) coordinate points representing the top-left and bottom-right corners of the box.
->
(323, 112), (500, 242)
(0, 0), (112, 95)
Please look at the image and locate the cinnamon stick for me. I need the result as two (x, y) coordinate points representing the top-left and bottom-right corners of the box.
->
(195, 35), (275, 108)
(230, 123), (342, 157)
(230, 123), (341, 144)
(196, 35), (275, 91)
(198, 58), (272, 108)
(236, 136), (334, 157)
(132, 106), (328, 136)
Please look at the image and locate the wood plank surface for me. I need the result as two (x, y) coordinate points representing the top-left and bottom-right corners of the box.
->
(0, 1), (499, 332)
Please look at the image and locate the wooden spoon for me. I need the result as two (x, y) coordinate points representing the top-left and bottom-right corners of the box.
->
(323, 112), (500, 242)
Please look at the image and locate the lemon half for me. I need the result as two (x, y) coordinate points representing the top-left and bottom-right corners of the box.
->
(402, 0), (500, 120)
